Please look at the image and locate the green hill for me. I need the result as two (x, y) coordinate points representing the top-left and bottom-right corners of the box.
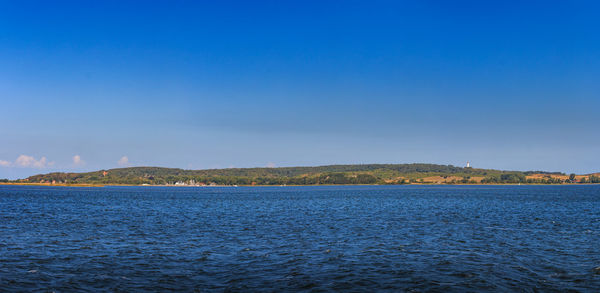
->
(16, 163), (584, 186)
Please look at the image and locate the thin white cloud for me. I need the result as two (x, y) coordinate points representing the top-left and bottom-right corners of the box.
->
(266, 162), (276, 168)
(72, 155), (84, 166)
(14, 155), (54, 168)
(0, 160), (11, 167)
(117, 156), (129, 167)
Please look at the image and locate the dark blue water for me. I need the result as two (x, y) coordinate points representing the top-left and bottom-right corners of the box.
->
(1, 185), (599, 292)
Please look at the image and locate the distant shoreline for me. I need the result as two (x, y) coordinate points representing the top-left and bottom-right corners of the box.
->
(0, 182), (104, 187)
(7, 164), (600, 187)
(1, 182), (598, 188)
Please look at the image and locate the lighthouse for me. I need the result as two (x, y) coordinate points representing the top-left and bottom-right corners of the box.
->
(466, 161), (471, 168)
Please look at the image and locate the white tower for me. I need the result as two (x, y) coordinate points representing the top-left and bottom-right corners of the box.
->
(466, 161), (470, 168)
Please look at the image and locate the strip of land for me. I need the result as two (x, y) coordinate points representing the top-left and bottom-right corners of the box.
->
(2, 164), (599, 186)
(0, 182), (104, 187)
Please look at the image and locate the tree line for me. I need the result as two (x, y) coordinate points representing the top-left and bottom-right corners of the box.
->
(13, 165), (600, 185)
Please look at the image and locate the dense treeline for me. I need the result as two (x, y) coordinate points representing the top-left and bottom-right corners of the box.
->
(24, 170), (381, 185)
(13, 163), (599, 186)
(480, 173), (527, 184)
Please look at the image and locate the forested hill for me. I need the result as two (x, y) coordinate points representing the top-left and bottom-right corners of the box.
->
(14, 163), (593, 185)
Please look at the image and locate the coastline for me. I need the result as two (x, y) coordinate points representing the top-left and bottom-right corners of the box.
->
(2, 182), (597, 188)
(0, 182), (104, 187)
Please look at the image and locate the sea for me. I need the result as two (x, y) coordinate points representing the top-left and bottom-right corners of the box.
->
(0, 185), (599, 292)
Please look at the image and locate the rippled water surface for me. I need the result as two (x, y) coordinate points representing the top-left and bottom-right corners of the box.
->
(1, 185), (599, 291)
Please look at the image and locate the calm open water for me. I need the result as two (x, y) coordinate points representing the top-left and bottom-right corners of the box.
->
(0, 185), (599, 292)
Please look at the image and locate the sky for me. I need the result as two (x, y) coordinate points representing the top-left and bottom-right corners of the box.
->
(1, 1), (599, 179)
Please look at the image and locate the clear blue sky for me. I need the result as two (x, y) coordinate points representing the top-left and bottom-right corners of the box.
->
(1, 1), (599, 179)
